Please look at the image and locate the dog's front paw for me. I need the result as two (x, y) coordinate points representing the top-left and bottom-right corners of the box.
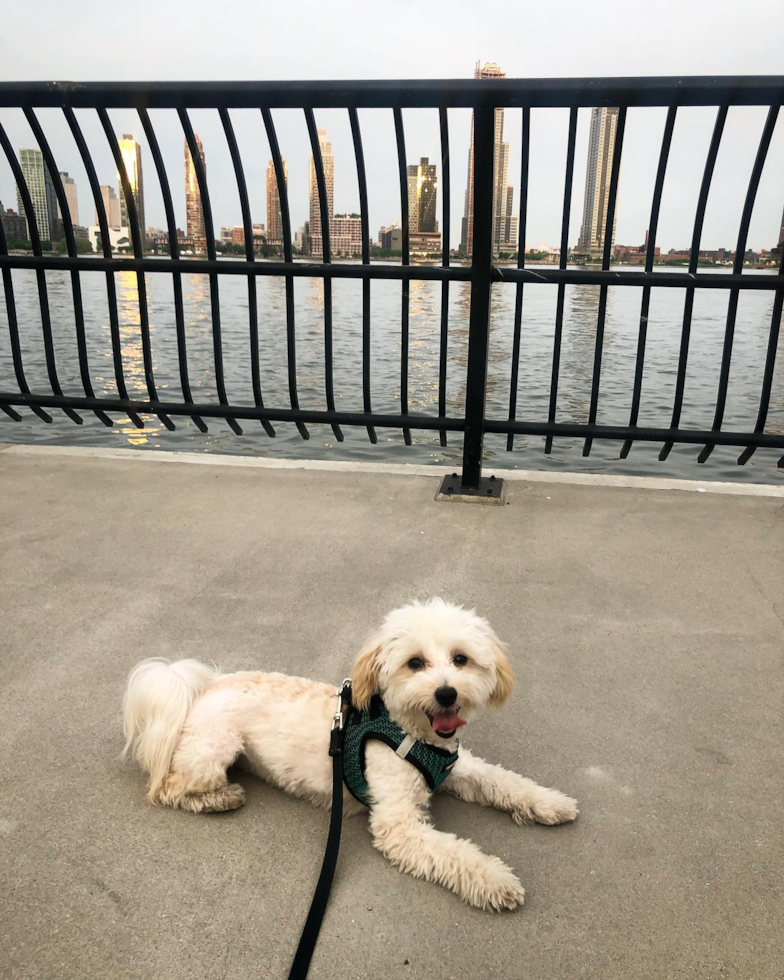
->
(511, 787), (579, 826)
(465, 857), (526, 912)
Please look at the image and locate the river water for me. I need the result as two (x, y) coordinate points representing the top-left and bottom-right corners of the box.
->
(1, 260), (782, 484)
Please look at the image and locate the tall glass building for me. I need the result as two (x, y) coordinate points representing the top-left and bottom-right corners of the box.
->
(118, 134), (146, 237)
(407, 157), (438, 233)
(57, 172), (79, 227)
(16, 148), (59, 242)
(460, 61), (517, 257)
(266, 158), (287, 244)
(184, 135), (207, 251)
(577, 107), (621, 260)
(308, 129), (334, 255)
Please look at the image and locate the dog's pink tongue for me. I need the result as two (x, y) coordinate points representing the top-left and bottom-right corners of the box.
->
(431, 710), (466, 732)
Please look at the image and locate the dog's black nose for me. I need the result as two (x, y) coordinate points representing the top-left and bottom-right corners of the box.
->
(434, 686), (457, 707)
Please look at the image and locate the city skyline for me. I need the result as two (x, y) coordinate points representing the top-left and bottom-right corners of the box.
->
(1, 2), (782, 254)
(5, 118), (782, 260)
(2, 65), (782, 258)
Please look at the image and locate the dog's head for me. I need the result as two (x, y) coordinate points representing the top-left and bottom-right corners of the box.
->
(351, 598), (513, 743)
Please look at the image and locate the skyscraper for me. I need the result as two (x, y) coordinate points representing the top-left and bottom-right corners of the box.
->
(184, 135), (207, 252)
(57, 172), (79, 226)
(266, 158), (287, 244)
(460, 61), (517, 257)
(577, 107), (621, 260)
(407, 157), (438, 233)
(118, 134), (145, 236)
(16, 148), (59, 242)
(308, 129), (334, 255)
(97, 185), (122, 230)
(502, 185), (518, 252)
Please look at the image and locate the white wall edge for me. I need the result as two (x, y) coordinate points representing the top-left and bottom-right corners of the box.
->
(3, 443), (783, 498)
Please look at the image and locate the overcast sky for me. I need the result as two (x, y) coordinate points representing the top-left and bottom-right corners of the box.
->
(1, 0), (782, 252)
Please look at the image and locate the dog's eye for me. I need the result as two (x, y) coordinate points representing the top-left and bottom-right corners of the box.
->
(407, 657), (425, 671)
(453, 653), (468, 667)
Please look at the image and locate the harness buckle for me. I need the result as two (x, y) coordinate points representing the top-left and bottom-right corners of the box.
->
(332, 678), (352, 731)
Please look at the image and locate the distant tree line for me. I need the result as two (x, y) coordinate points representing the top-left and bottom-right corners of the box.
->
(4, 236), (93, 253)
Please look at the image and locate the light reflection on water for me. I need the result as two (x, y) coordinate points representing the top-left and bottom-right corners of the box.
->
(0, 261), (782, 484)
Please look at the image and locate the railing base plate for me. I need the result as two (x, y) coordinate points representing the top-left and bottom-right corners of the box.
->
(435, 473), (506, 505)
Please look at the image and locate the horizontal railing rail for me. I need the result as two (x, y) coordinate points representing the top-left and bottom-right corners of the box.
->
(1, 76), (783, 482)
(1, 77), (784, 109)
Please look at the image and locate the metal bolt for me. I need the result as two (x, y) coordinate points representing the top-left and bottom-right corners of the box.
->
(447, 487), (453, 494)
(490, 475), (496, 481)
(486, 489), (493, 495)
(451, 472), (458, 478)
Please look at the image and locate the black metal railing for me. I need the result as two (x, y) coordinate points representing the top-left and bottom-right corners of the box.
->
(1, 77), (783, 487)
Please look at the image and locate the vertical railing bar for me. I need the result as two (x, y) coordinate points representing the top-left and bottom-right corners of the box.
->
(618, 284), (651, 460)
(438, 107), (451, 447)
(393, 107), (412, 446)
(698, 104), (779, 464)
(544, 106), (577, 456)
(63, 106), (142, 428)
(583, 105), (626, 457)
(98, 108), (174, 430)
(558, 108), (578, 267)
(689, 105), (729, 276)
(305, 108), (342, 443)
(0, 267), (50, 421)
(0, 202), (51, 422)
(219, 107), (274, 438)
(439, 108), (451, 272)
(178, 107), (240, 435)
(261, 107), (308, 441)
(659, 288), (695, 462)
(600, 107), (626, 272)
(348, 107), (376, 444)
(138, 108), (206, 433)
(507, 105), (532, 452)
(0, 403), (23, 421)
(24, 108), (112, 427)
(621, 105), (677, 458)
(660, 105), (728, 461)
(737, 287), (783, 464)
(0, 120), (81, 424)
(436, 109), (453, 447)
(460, 105), (496, 488)
(645, 106), (677, 275)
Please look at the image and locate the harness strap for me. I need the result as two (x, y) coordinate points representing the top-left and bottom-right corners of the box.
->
(395, 733), (417, 759)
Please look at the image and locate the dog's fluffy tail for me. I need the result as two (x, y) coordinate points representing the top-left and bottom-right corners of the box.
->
(122, 658), (219, 799)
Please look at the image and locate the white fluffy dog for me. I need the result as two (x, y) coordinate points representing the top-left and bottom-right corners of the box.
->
(123, 599), (577, 911)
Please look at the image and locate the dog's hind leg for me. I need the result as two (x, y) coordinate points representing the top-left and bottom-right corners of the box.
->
(156, 727), (246, 813)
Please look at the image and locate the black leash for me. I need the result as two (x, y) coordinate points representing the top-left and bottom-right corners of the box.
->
(288, 680), (352, 980)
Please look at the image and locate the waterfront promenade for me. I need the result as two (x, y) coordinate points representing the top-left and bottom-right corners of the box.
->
(1, 445), (782, 979)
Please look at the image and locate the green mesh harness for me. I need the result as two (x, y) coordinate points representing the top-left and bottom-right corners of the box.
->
(342, 694), (460, 808)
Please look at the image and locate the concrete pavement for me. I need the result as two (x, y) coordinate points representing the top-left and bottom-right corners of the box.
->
(1, 445), (782, 979)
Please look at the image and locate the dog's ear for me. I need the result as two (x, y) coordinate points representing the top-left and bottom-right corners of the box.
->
(488, 634), (514, 708)
(351, 636), (382, 711)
